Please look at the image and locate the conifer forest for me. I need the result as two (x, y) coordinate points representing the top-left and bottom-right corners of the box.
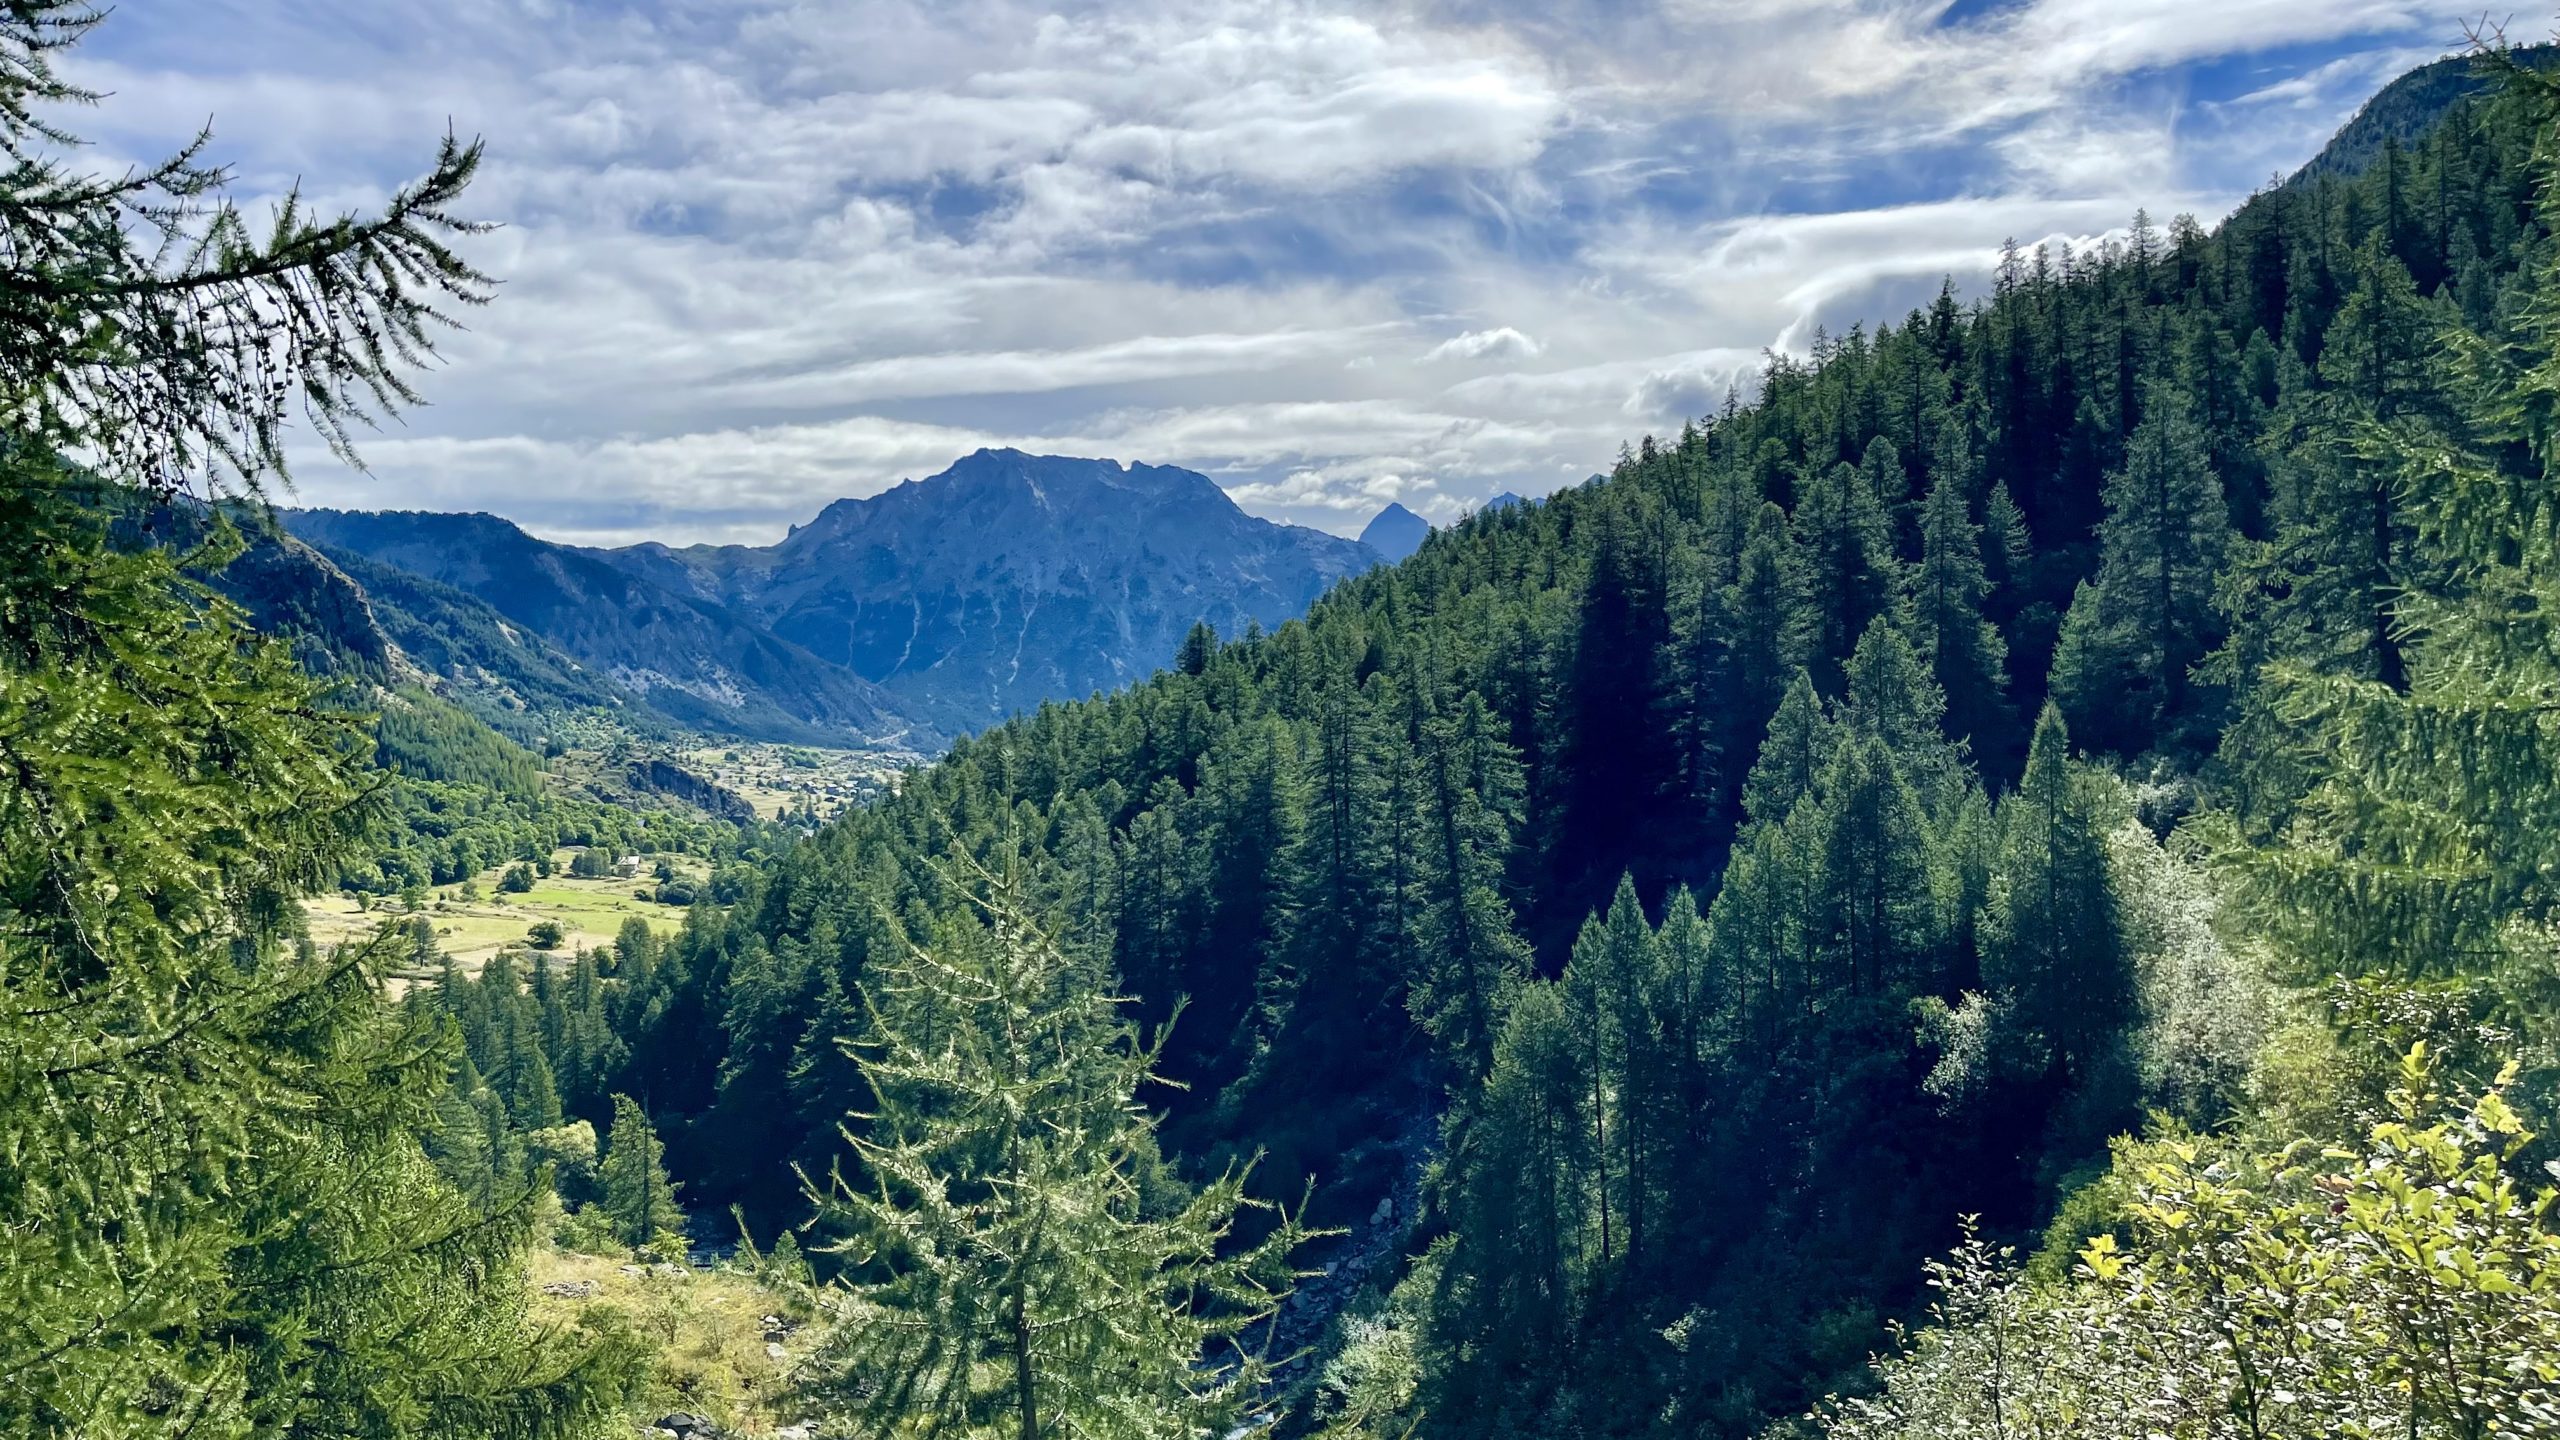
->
(9, 3), (2560, 1436)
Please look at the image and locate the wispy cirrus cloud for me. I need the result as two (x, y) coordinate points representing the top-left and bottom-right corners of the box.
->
(82, 0), (2477, 537)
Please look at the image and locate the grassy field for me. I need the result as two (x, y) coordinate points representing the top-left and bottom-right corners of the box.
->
(304, 847), (704, 981)
(531, 1243), (816, 1436)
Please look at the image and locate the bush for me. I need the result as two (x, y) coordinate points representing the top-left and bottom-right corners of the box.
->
(527, 921), (565, 949)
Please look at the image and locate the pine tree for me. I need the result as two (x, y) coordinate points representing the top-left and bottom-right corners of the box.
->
(1807, 736), (1946, 998)
(1839, 617), (1952, 784)
(1741, 671), (1832, 828)
(2211, 59), (2560, 1016)
(1425, 983), (1591, 1437)
(1564, 877), (1664, 1264)
(1793, 458), (1903, 678)
(798, 873), (1310, 1440)
(1409, 694), (1533, 1084)
(2236, 237), (2442, 694)
(1720, 501), (1819, 795)
(600, 1093), (685, 1250)
(789, 967), (870, 1177)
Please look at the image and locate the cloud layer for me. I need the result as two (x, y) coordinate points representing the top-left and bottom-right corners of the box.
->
(88, 0), (2471, 541)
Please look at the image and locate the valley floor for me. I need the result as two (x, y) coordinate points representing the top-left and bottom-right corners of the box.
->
(304, 847), (707, 983)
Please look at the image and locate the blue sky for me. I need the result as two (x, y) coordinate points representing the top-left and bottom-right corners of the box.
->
(85, 0), (2483, 542)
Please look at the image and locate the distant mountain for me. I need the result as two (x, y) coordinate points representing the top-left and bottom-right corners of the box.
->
(283, 509), (921, 747)
(1484, 491), (1526, 511)
(594, 449), (1375, 732)
(1358, 502), (1431, 562)
(2291, 43), (2559, 184)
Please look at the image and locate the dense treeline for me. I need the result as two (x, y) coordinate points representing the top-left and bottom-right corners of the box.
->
(17, 0), (2560, 1429)
(539, 46), (2560, 1440)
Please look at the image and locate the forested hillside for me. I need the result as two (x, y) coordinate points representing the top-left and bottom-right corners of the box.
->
(454, 38), (2560, 1440)
(13, 1), (2560, 1436)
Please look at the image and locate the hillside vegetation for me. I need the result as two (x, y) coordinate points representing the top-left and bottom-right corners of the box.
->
(9, 4), (2560, 1439)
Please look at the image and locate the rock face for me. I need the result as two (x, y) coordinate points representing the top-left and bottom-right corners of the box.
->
(284, 509), (918, 747)
(595, 449), (1376, 734)
(1357, 502), (1430, 563)
(625, 758), (757, 825)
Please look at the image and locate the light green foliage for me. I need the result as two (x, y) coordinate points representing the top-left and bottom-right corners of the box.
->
(1813, 1055), (2560, 1440)
(600, 1093), (686, 1250)
(2104, 816), (2274, 1125)
(797, 870), (1313, 1440)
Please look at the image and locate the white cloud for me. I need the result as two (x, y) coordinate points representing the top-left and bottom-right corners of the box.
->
(82, 0), (2468, 539)
(1423, 326), (1545, 362)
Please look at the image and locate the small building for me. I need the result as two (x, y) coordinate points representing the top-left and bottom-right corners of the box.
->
(614, 854), (644, 879)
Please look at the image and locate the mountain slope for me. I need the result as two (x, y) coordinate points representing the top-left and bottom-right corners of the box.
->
(596, 449), (1376, 732)
(284, 508), (922, 746)
(2291, 42), (2559, 183)
(564, 48), (2560, 1440)
(1358, 502), (1430, 562)
(309, 543), (646, 728)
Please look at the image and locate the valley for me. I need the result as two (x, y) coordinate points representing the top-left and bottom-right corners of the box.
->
(301, 846), (706, 984)
(12, 11), (2560, 1440)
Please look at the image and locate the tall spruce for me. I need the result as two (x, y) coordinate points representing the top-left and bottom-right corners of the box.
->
(599, 1093), (685, 1249)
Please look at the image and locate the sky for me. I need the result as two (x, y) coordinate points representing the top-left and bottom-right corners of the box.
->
(80, 0), (2492, 543)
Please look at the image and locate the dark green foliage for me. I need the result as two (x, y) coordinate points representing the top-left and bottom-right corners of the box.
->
(2049, 398), (2234, 752)
(321, 42), (2560, 1440)
(1983, 708), (2129, 1078)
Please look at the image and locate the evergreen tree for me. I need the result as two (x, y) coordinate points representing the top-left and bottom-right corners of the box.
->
(600, 1093), (685, 1249)
(1741, 671), (1832, 828)
(1564, 877), (1665, 1265)
(1981, 705), (2129, 1087)
(1409, 694), (1532, 1083)
(798, 874), (1310, 1440)
(2213, 59), (2560, 1028)
(2050, 395), (2234, 750)
(1719, 500), (1819, 803)
(1807, 736), (1946, 999)
(1423, 983), (1591, 1438)
(1908, 473), (2010, 752)
(1793, 457), (1903, 679)
(0, 5), (637, 1431)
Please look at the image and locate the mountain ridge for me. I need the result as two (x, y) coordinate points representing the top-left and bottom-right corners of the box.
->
(287, 449), (1376, 745)
(284, 507), (924, 747)
(583, 448), (1376, 733)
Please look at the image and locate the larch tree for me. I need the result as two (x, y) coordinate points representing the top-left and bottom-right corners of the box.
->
(1980, 705), (2129, 1088)
(798, 869), (1312, 1440)
(1908, 473), (2010, 753)
(2050, 396), (2234, 750)
(0, 3), (638, 1434)
(600, 1093), (686, 1251)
